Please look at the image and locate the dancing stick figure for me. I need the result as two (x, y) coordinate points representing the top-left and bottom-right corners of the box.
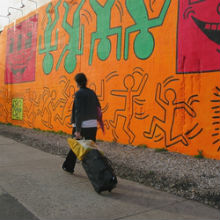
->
(143, 83), (196, 147)
(110, 73), (148, 143)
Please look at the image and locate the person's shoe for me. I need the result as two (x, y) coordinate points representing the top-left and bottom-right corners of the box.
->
(62, 166), (74, 174)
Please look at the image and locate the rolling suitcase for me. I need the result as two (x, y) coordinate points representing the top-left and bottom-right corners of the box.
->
(82, 149), (117, 193)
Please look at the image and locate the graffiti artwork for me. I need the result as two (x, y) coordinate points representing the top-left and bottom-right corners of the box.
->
(143, 76), (202, 147)
(110, 70), (148, 144)
(5, 15), (38, 84)
(38, 0), (171, 73)
(23, 89), (41, 127)
(177, 0), (220, 73)
(0, 0), (220, 160)
(54, 76), (75, 128)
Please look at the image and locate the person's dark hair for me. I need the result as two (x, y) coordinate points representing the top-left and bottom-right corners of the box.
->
(75, 73), (87, 88)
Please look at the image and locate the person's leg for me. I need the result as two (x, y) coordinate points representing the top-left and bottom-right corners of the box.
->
(62, 150), (77, 173)
(81, 127), (97, 142)
(62, 127), (77, 173)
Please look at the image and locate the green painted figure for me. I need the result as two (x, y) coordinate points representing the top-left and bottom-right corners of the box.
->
(39, 0), (61, 75)
(89, 0), (122, 65)
(124, 0), (171, 60)
(56, 0), (85, 73)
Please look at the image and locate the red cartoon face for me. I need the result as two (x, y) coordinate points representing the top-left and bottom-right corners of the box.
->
(177, 0), (220, 73)
(5, 15), (38, 84)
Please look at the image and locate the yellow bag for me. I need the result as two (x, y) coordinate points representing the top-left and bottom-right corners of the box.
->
(67, 138), (97, 160)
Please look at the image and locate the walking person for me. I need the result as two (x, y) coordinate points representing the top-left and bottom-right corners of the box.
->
(62, 72), (101, 174)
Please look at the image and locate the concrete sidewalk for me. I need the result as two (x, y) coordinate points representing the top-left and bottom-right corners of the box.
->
(0, 135), (219, 220)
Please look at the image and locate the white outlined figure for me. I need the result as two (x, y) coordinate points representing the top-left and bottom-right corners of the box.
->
(143, 83), (197, 147)
(110, 73), (148, 144)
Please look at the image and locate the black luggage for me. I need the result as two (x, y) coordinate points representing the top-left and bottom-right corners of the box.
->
(82, 149), (117, 193)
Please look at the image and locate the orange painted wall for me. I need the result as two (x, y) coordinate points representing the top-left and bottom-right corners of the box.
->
(0, 0), (219, 160)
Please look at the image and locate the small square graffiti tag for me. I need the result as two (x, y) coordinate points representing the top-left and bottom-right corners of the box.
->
(12, 98), (23, 120)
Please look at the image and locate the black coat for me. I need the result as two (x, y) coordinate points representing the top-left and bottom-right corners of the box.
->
(71, 87), (101, 132)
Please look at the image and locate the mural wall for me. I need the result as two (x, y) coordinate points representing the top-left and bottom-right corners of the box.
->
(0, 0), (219, 160)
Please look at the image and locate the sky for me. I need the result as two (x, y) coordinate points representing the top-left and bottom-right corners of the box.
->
(0, 0), (50, 30)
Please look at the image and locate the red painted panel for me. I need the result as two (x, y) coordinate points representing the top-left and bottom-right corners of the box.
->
(177, 0), (220, 73)
(5, 15), (38, 84)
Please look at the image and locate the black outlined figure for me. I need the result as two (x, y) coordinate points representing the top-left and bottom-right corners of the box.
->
(89, 79), (105, 102)
(56, 0), (85, 73)
(89, 79), (108, 131)
(151, 76), (202, 143)
(110, 72), (148, 144)
(124, 0), (170, 60)
(89, 0), (122, 65)
(89, 71), (121, 131)
(103, 71), (120, 130)
(38, 87), (58, 129)
(143, 83), (198, 147)
(89, 78), (109, 130)
(23, 88), (41, 127)
(0, 89), (11, 123)
(211, 86), (220, 152)
(132, 67), (149, 120)
(150, 75), (180, 141)
(54, 76), (75, 128)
